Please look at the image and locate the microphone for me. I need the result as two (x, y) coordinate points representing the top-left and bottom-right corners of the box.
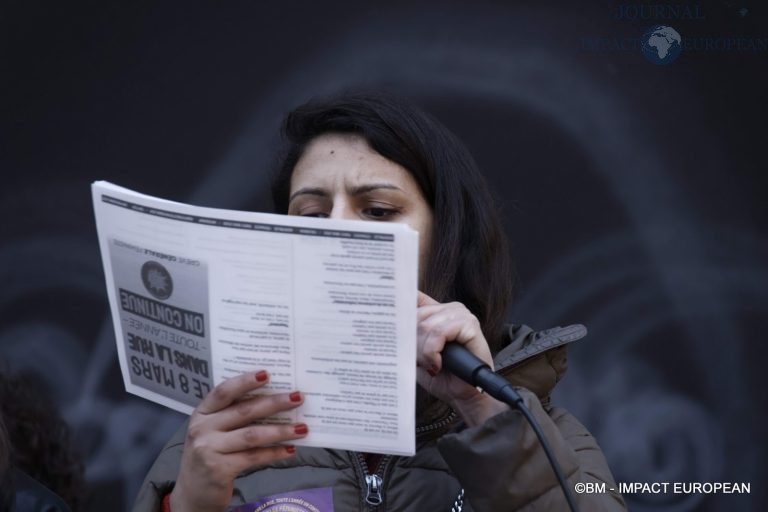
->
(440, 343), (524, 408)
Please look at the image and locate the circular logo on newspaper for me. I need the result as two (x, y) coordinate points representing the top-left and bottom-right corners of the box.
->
(141, 261), (173, 300)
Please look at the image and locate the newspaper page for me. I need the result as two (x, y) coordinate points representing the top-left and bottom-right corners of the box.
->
(92, 181), (418, 455)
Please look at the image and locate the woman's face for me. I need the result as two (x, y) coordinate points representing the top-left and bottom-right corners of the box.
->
(288, 133), (434, 281)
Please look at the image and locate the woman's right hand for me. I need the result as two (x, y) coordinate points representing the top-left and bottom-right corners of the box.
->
(170, 370), (308, 512)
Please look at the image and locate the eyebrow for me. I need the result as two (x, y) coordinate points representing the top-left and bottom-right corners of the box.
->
(288, 183), (403, 203)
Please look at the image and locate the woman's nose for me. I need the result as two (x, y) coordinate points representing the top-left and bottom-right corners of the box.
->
(328, 201), (357, 221)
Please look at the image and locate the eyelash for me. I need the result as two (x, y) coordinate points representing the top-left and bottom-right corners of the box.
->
(364, 207), (400, 219)
(300, 207), (401, 219)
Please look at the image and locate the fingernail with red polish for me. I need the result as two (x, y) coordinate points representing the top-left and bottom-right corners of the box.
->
(289, 391), (302, 402)
(427, 368), (436, 377)
(255, 371), (268, 382)
(294, 423), (309, 435)
(285, 445), (296, 454)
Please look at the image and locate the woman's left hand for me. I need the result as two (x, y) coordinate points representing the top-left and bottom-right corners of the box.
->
(417, 291), (509, 426)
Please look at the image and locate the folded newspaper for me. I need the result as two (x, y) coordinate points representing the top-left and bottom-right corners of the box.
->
(92, 181), (418, 455)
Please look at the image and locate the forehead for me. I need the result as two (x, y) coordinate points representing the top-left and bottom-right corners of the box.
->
(290, 133), (419, 193)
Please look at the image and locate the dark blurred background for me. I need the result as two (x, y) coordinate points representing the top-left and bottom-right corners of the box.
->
(1, 1), (766, 510)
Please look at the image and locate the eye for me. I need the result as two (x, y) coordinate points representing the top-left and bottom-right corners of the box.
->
(301, 212), (329, 218)
(363, 207), (400, 219)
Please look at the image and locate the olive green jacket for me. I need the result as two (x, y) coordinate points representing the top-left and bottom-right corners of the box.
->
(132, 324), (627, 511)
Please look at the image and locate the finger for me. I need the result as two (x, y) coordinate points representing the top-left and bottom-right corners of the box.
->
(419, 314), (487, 371)
(418, 316), (466, 371)
(213, 422), (309, 453)
(418, 297), (475, 339)
(417, 300), (471, 324)
(208, 391), (304, 431)
(417, 303), (449, 322)
(418, 310), (456, 343)
(417, 290), (439, 307)
(418, 306), (470, 347)
(418, 301), (466, 330)
(197, 371), (270, 415)
(420, 308), (480, 343)
(415, 366), (434, 387)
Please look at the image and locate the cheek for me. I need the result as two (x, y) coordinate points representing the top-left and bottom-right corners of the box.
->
(412, 211), (434, 274)
(417, 224), (431, 261)
(416, 228), (432, 289)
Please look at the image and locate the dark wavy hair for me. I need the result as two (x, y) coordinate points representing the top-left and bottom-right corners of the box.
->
(271, 91), (514, 349)
(0, 372), (88, 511)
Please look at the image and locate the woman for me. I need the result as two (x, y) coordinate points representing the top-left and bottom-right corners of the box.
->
(133, 92), (626, 511)
(0, 373), (81, 512)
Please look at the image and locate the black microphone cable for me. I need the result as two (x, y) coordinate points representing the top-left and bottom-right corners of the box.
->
(441, 343), (580, 512)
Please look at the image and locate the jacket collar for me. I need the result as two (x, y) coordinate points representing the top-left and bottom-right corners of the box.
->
(416, 323), (587, 439)
(495, 323), (587, 373)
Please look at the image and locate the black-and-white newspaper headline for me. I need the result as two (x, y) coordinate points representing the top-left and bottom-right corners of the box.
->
(92, 181), (418, 455)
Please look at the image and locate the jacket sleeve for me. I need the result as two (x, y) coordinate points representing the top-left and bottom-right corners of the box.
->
(131, 420), (188, 512)
(437, 387), (626, 511)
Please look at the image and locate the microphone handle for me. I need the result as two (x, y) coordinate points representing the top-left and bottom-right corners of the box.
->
(440, 343), (524, 407)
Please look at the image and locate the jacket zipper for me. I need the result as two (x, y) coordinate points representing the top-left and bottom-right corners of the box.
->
(415, 410), (457, 438)
(355, 452), (392, 509)
(353, 410), (458, 509)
